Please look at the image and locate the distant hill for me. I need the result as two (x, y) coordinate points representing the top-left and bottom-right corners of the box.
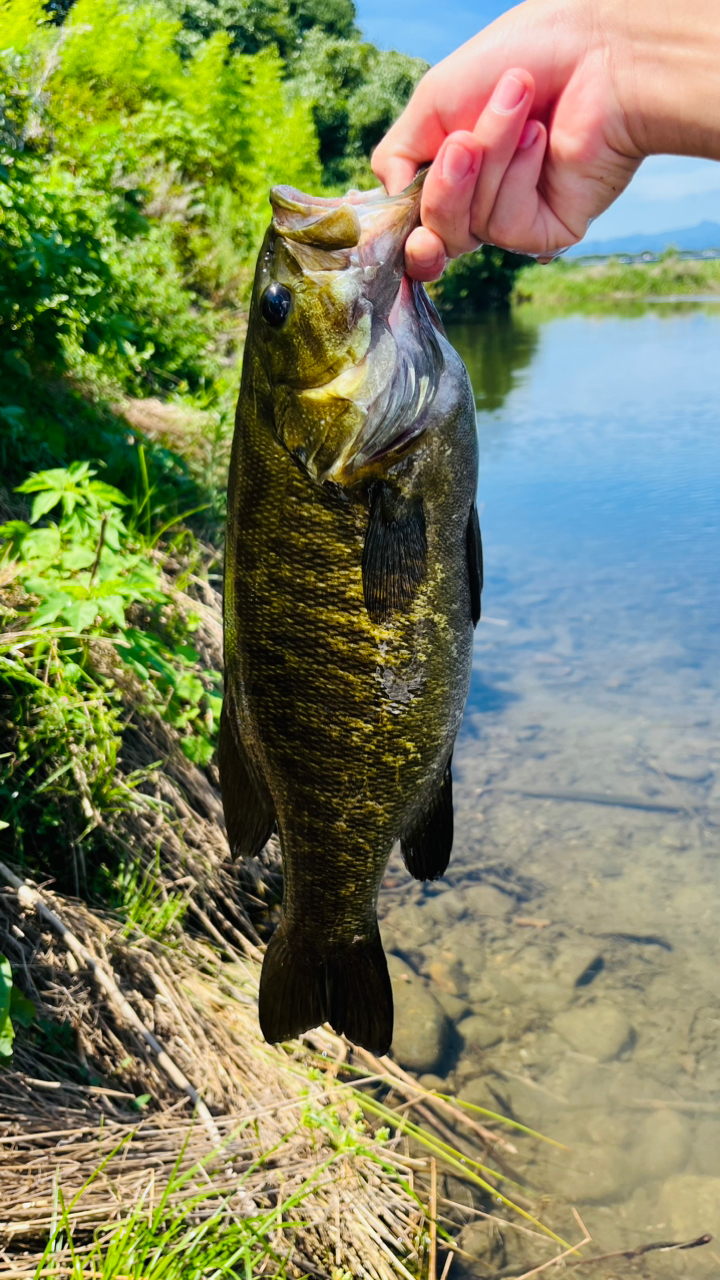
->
(567, 220), (720, 258)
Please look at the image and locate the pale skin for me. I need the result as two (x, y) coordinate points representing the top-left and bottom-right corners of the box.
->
(371, 0), (720, 280)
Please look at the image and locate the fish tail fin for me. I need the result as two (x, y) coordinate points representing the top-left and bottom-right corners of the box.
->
(259, 919), (393, 1054)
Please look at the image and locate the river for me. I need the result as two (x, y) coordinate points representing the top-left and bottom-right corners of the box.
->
(378, 305), (720, 1276)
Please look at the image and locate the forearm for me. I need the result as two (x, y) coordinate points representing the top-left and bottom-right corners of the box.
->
(612, 0), (720, 160)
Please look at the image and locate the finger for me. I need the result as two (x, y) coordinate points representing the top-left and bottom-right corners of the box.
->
(419, 130), (483, 259)
(377, 154), (421, 197)
(467, 68), (534, 238)
(404, 227), (447, 281)
(372, 75), (448, 192)
(481, 120), (576, 256)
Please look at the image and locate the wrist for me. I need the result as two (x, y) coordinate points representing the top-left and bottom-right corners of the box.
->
(609, 0), (720, 160)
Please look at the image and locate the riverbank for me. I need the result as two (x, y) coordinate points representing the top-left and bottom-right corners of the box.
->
(513, 252), (720, 309)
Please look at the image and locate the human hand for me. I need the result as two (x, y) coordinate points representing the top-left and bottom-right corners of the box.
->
(372, 0), (650, 278)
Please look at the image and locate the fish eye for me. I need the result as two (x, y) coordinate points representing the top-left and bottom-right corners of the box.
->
(261, 282), (293, 328)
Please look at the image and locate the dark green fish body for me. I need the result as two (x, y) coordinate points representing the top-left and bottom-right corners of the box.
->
(222, 178), (481, 1053)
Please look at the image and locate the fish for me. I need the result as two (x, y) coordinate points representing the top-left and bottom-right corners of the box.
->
(220, 173), (482, 1054)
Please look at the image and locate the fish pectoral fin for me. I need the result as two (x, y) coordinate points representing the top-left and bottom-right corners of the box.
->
(362, 481), (427, 623)
(219, 693), (275, 859)
(401, 756), (454, 881)
(467, 501), (483, 629)
(259, 920), (393, 1054)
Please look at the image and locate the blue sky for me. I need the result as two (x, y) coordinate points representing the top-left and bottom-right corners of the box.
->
(355, 0), (720, 241)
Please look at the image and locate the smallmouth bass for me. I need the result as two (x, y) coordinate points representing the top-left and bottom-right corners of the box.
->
(221, 174), (482, 1054)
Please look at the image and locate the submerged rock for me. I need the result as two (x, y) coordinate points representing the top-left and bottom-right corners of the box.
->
(388, 954), (450, 1073)
(552, 1144), (636, 1203)
(458, 1013), (504, 1052)
(554, 1002), (632, 1061)
(693, 1120), (720, 1176)
(462, 884), (512, 919)
(434, 989), (471, 1022)
(659, 1174), (720, 1238)
(632, 1108), (691, 1181)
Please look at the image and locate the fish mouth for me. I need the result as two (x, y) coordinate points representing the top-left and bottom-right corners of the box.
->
(269, 173), (445, 484)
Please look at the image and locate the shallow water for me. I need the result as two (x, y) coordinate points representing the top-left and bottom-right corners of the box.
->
(379, 308), (720, 1274)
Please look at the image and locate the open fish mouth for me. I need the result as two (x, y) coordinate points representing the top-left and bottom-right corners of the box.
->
(265, 174), (446, 485)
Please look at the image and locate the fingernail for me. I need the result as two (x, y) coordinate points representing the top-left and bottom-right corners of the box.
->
(441, 139), (476, 183)
(518, 119), (540, 149)
(412, 242), (446, 271)
(491, 73), (528, 115)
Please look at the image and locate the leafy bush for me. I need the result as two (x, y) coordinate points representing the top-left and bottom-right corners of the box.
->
(430, 245), (533, 317)
(291, 29), (426, 187)
(0, 462), (222, 888)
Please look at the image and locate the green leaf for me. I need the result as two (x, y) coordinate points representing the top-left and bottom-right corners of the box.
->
(10, 987), (35, 1027)
(181, 735), (214, 766)
(0, 955), (13, 1059)
(133, 1093), (152, 1110)
(0, 821), (8, 831)
(63, 599), (99, 631)
(175, 673), (205, 704)
(30, 489), (64, 524)
(97, 594), (126, 629)
(62, 546), (96, 571)
(32, 592), (71, 626)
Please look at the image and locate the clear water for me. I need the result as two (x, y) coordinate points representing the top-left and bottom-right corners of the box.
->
(379, 308), (720, 1275)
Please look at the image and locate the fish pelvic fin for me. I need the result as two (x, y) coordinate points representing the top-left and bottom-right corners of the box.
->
(219, 693), (275, 858)
(401, 756), (454, 881)
(466, 501), (483, 629)
(362, 481), (427, 624)
(258, 919), (393, 1054)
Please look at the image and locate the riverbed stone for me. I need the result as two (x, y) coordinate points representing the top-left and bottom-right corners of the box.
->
(632, 1108), (691, 1181)
(435, 989), (471, 1022)
(530, 981), (574, 1014)
(552, 1144), (636, 1203)
(552, 944), (605, 989)
(554, 1002), (632, 1061)
(426, 888), (466, 923)
(488, 970), (524, 1005)
(462, 883), (512, 919)
(458, 1013), (504, 1052)
(658, 1174), (720, 1237)
(692, 1120), (720, 1176)
(388, 954), (449, 1074)
(419, 1073), (445, 1092)
(458, 1076), (501, 1111)
(426, 953), (466, 996)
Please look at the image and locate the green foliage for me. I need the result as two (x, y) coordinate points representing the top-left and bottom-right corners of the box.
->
(109, 851), (188, 938)
(430, 245), (533, 317)
(291, 29), (426, 186)
(514, 251), (720, 309)
(0, 462), (221, 894)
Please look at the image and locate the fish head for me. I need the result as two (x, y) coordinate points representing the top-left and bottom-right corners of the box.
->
(249, 173), (445, 485)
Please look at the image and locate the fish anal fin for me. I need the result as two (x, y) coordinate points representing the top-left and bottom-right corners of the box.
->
(219, 694), (275, 859)
(259, 919), (393, 1054)
(362, 481), (427, 623)
(467, 501), (483, 628)
(401, 757), (453, 881)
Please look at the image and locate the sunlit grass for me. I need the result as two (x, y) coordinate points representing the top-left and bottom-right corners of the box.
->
(515, 251), (720, 309)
